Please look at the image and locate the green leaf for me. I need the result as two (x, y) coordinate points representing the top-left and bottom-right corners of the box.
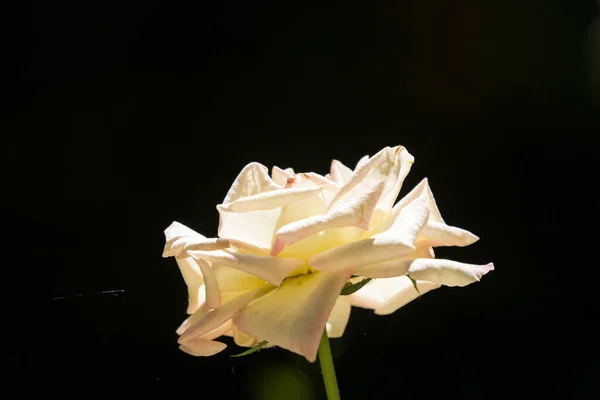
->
(407, 275), (421, 298)
(340, 277), (372, 295)
(231, 340), (269, 358)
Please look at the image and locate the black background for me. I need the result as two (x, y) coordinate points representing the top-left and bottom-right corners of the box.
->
(2, 1), (598, 398)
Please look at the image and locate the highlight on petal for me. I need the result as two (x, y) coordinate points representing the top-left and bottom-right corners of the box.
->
(179, 286), (272, 343)
(174, 257), (204, 288)
(328, 146), (414, 227)
(233, 270), (352, 362)
(189, 249), (305, 286)
(352, 244), (434, 278)
(223, 162), (281, 204)
(273, 180), (385, 252)
(329, 159), (353, 185)
(309, 195), (430, 272)
(219, 187), (323, 213)
(186, 286), (203, 315)
(355, 155), (369, 170)
(348, 276), (441, 315)
(179, 338), (227, 357)
(326, 295), (351, 338)
(163, 221), (230, 258)
(408, 259), (494, 287)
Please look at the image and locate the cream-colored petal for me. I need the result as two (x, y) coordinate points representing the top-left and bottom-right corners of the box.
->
(223, 162), (281, 204)
(408, 259), (494, 287)
(177, 301), (209, 335)
(179, 338), (227, 357)
(213, 264), (268, 293)
(189, 249), (304, 286)
(352, 245), (434, 278)
(219, 187), (323, 213)
(174, 257), (204, 288)
(326, 296), (351, 339)
(309, 195), (429, 272)
(355, 155), (369, 170)
(299, 172), (340, 192)
(272, 166), (294, 186)
(348, 277), (440, 315)
(417, 220), (479, 247)
(163, 221), (230, 258)
(179, 287), (268, 343)
(186, 285), (203, 315)
(328, 147), (413, 223)
(330, 159), (353, 185)
(273, 180), (385, 252)
(232, 325), (262, 347)
(198, 320), (233, 340)
(233, 270), (352, 362)
(196, 258), (222, 309)
(217, 207), (281, 250)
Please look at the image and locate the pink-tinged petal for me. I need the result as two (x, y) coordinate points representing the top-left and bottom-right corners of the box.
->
(163, 221), (230, 257)
(417, 220), (479, 247)
(179, 338), (227, 357)
(174, 257), (204, 288)
(326, 296), (351, 338)
(348, 277), (440, 315)
(196, 258), (222, 309)
(330, 159), (353, 185)
(217, 207), (281, 250)
(179, 286), (271, 343)
(223, 162), (281, 204)
(352, 245), (434, 278)
(189, 249), (304, 286)
(309, 195), (429, 272)
(198, 320), (233, 340)
(213, 264), (268, 292)
(177, 301), (209, 335)
(219, 187), (323, 213)
(272, 166), (294, 186)
(273, 181), (385, 252)
(233, 270), (352, 362)
(408, 259), (494, 287)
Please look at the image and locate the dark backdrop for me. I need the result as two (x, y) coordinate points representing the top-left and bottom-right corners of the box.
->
(2, 1), (597, 398)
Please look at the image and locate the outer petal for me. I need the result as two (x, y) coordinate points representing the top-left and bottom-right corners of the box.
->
(179, 286), (271, 343)
(189, 249), (304, 286)
(217, 207), (281, 250)
(348, 276), (441, 315)
(174, 257), (204, 288)
(186, 285), (203, 315)
(329, 159), (353, 185)
(196, 258), (222, 309)
(352, 244), (434, 278)
(272, 166), (294, 186)
(417, 221), (479, 247)
(355, 155), (369, 170)
(219, 187), (323, 213)
(326, 296), (351, 338)
(179, 338), (227, 357)
(328, 147), (413, 227)
(223, 162), (281, 204)
(408, 259), (494, 287)
(233, 270), (352, 362)
(272, 180), (385, 253)
(163, 221), (230, 258)
(309, 195), (430, 272)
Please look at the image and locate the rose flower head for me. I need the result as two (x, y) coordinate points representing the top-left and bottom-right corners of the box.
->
(163, 145), (494, 362)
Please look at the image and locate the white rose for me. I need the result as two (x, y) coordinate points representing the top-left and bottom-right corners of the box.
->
(163, 145), (493, 362)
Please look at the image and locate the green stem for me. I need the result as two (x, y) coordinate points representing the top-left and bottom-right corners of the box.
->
(318, 329), (341, 400)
